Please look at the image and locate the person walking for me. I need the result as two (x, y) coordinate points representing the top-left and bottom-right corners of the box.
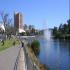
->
(1, 39), (4, 46)
(21, 41), (24, 47)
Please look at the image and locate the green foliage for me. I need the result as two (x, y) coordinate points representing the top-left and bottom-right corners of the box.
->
(24, 24), (43, 36)
(53, 27), (58, 35)
(53, 19), (70, 39)
(31, 40), (40, 56)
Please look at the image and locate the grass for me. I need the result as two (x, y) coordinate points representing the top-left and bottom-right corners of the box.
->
(0, 38), (20, 52)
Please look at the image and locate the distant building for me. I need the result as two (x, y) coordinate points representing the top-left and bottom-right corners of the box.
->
(14, 12), (25, 34)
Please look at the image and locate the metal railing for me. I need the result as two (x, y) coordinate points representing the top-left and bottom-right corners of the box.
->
(23, 41), (40, 70)
(13, 40), (40, 70)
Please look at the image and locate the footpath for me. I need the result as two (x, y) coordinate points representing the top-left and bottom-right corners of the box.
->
(0, 45), (26, 70)
(17, 47), (26, 70)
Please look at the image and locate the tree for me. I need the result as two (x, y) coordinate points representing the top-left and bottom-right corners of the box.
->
(52, 19), (70, 39)
(53, 27), (58, 35)
(29, 25), (34, 30)
(59, 24), (63, 30)
(0, 11), (12, 39)
(0, 11), (8, 28)
(67, 19), (70, 25)
(62, 24), (68, 34)
(28, 25), (35, 35)
(24, 24), (28, 30)
(67, 19), (70, 33)
(31, 28), (35, 34)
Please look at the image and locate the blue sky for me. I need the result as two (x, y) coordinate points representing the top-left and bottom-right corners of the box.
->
(0, 0), (69, 29)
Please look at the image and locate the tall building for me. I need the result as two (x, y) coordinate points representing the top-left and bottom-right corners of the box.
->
(14, 12), (25, 34)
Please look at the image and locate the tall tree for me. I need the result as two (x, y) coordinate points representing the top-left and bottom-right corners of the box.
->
(0, 11), (12, 38)
(67, 19), (70, 33)
(24, 24), (28, 30)
(0, 11), (8, 29)
(67, 19), (70, 25)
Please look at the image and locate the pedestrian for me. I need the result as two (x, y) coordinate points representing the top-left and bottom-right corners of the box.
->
(1, 39), (4, 46)
(22, 41), (24, 47)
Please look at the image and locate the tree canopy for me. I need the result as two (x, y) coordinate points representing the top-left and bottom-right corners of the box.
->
(53, 19), (70, 39)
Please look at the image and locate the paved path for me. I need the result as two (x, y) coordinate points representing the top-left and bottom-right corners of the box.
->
(0, 45), (20, 70)
(17, 47), (26, 70)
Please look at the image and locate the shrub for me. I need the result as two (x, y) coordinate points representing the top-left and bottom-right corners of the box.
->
(31, 40), (40, 56)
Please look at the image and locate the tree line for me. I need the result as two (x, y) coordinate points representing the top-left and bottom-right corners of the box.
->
(23, 24), (43, 36)
(53, 19), (70, 39)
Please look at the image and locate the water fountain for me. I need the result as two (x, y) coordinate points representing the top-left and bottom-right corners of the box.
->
(44, 29), (52, 40)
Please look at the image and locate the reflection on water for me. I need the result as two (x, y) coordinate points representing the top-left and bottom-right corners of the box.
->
(38, 30), (70, 70)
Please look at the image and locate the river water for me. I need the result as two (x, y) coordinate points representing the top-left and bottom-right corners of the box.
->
(38, 30), (70, 70)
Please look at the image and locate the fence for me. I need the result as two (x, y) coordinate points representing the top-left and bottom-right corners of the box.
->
(14, 40), (40, 70)
(23, 41), (40, 70)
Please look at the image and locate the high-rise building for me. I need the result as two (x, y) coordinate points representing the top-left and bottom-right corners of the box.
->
(14, 12), (24, 33)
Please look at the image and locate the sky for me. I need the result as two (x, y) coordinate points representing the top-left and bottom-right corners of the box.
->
(0, 0), (69, 29)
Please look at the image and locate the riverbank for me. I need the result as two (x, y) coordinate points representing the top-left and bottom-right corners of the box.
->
(27, 45), (48, 70)
(53, 34), (70, 39)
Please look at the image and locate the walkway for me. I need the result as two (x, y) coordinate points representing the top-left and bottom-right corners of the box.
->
(17, 47), (26, 70)
(0, 45), (20, 70)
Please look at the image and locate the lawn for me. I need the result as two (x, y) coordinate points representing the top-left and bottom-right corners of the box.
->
(0, 38), (20, 52)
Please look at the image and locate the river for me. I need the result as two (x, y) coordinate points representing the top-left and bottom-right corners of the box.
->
(38, 30), (70, 70)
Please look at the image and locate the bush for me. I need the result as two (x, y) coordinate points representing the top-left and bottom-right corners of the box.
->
(31, 40), (40, 56)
